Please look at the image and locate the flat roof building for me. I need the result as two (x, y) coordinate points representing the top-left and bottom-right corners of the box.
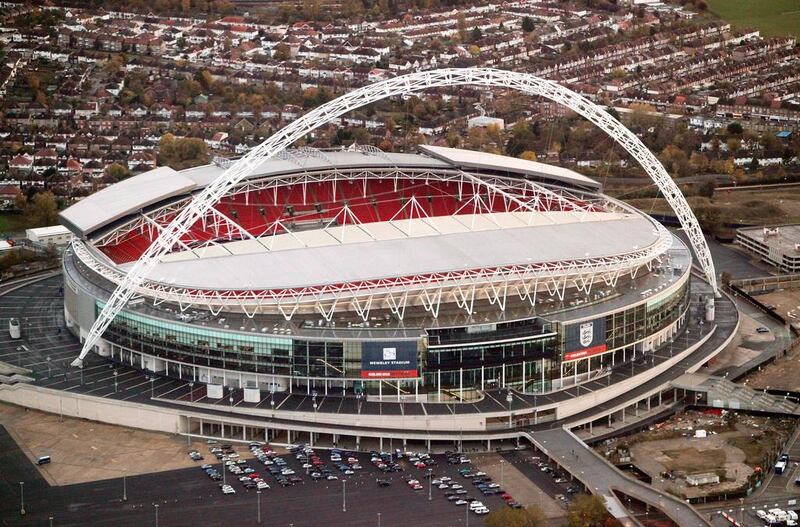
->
(736, 225), (800, 273)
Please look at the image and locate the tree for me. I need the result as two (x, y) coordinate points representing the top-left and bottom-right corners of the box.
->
(506, 120), (537, 158)
(568, 495), (610, 527)
(24, 192), (59, 228)
(720, 271), (732, 286)
(519, 150), (537, 161)
(522, 16), (535, 33)
(457, 13), (467, 42)
(485, 506), (547, 527)
(105, 163), (130, 183)
(274, 43), (291, 61)
(158, 133), (208, 170)
(471, 26), (483, 42)
(727, 122), (743, 135)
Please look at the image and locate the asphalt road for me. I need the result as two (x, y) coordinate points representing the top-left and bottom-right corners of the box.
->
(0, 438), (513, 527)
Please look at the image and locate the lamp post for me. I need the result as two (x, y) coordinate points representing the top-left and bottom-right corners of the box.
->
(19, 481), (25, 516)
(49, 516), (53, 527)
(377, 512), (381, 527)
(189, 381), (194, 403)
(342, 479), (347, 512)
(229, 394), (234, 407)
(506, 390), (513, 429)
(46, 356), (51, 378)
(154, 503), (159, 527)
(114, 370), (118, 393)
(500, 459), (505, 489)
(123, 473), (127, 501)
(80, 364), (84, 386)
(428, 468), (433, 501)
(257, 489), (262, 524)
(150, 377), (155, 398)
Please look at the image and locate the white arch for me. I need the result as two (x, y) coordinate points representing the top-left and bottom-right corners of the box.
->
(71, 68), (716, 366)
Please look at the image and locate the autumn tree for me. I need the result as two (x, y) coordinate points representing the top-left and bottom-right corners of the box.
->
(485, 506), (547, 527)
(567, 495), (610, 527)
(23, 192), (59, 228)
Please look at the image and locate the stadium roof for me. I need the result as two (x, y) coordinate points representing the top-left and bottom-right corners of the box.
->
(417, 145), (601, 192)
(60, 147), (601, 239)
(137, 212), (658, 291)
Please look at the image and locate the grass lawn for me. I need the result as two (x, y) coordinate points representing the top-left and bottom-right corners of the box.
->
(707, 0), (800, 38)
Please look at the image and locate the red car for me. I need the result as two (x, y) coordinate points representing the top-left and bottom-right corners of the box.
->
(501, 493), (513, 501)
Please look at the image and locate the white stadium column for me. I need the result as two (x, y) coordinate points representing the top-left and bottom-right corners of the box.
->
(72, 68), (717, 366)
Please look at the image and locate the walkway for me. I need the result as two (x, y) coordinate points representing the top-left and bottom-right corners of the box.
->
(527, 427), (710, 527)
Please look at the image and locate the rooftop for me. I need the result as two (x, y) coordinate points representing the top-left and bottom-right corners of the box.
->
(738, 225), (800, 255)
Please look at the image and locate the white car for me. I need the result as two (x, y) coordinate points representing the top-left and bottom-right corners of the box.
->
(469, 501), (485, 511)
(281, 468), (296, 475)
(440, 476), (452, 482)
(256, 481), (270, 489)
(473, 507), (489, 515)
(451, 484), (463, 490)
(221, 485), (235, 494)
(455, 499), (468, 506)
(327, 475), (339, 480)
(438, 484), (449, 489)
(756, 511), (768, 520)
(487, 483), (500, 489)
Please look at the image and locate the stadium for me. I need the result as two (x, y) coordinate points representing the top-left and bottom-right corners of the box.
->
(60, 143), (695, 402)
(47, 70), (734, 444)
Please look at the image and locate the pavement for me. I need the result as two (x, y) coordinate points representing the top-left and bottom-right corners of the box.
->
(0, 438), (517, 527)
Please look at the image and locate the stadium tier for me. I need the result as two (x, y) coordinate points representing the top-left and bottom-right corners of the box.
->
(61, 145), (693, 400)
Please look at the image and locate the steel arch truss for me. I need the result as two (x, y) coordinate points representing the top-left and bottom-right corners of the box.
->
(73, 68), (717, 366)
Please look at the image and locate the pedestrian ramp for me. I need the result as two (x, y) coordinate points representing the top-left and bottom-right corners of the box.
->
(671, 373), (800, 415)
(0, 361), (34, 385)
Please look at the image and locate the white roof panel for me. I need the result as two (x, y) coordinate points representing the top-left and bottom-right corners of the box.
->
(418, 145), (601, 191)
(60, 166), (195, 236)
(140, 214), (659, 291)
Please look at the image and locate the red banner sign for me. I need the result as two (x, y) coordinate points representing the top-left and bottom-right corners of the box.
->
(563, 344), (607, 361)
(360, 370), (418, 379)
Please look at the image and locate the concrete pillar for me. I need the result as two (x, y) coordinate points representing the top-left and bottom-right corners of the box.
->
(487, 439), (491, 451)
(621, 408), (625, 423)
(380, 437), (383, 452)
(427, 439), (431, 452)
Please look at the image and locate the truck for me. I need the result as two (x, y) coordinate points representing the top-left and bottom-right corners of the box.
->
(775, 460), (787, 475)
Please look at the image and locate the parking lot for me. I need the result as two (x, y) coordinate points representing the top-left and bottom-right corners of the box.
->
(0, 428), (540, 527)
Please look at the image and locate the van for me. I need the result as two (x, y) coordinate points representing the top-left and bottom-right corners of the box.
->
(35, 455), (51, 465)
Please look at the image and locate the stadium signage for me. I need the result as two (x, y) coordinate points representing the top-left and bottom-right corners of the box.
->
(361, 341), (418, 378)
(563, 318), (607, 361)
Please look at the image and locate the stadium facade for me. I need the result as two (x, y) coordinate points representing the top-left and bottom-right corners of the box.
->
(61, 144), (696, 406)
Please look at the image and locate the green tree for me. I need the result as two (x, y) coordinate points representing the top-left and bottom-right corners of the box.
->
(485, 506), (547, 527)
(471, 26), (483, 42)
(727, 122), (743, 135)
(522, 16), (535, 33)
(506, 120), (537, 158)
(567, 495), (610, 527)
